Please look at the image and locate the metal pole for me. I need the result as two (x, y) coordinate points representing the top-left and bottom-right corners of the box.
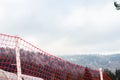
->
(99, 68), (103, 80)
(15, 36), (22, 80)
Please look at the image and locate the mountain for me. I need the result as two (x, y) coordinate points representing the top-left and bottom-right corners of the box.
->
(59, 54), (120, 72)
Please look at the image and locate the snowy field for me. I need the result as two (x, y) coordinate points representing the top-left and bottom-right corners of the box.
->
(0, 69), (43, 80)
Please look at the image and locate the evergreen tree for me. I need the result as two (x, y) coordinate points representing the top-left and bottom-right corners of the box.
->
(115, 69), (120, 80)
(53, 69), (61, 80)
(83, 67), (92, 80)
(65, 72), (72, 80)
(104, 69), (116, 80)
(77, 73), (82, 80)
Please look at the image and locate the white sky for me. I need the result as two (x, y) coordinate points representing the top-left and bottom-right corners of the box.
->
(0, 0), (120, 56)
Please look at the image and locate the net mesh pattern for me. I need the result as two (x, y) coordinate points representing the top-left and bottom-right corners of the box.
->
(0, 34), (111, 80)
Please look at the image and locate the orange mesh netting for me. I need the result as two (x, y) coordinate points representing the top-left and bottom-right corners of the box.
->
(0, 34), (111, 80)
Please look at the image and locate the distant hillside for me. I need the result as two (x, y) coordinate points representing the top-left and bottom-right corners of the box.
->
(59, 54), (120, 72)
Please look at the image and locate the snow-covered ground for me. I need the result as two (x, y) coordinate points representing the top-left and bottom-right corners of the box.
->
(0, 69), (43, 80)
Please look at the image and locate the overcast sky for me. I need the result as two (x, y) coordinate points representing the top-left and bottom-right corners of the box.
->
(0, 0), (120, 55)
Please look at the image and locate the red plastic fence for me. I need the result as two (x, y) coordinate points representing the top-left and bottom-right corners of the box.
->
(0, 33), (111, 80)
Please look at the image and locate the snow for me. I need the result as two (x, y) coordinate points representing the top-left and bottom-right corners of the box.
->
(0, 69), (44, 80)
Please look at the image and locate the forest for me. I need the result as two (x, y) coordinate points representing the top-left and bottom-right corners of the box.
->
(104, 69), (120, 80)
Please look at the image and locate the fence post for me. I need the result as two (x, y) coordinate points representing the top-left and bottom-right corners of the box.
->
(99, 68), (103, 80)
(15, 36), (22, 80)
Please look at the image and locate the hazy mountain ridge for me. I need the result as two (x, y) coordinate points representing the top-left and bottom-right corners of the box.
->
(59, 54), (120, 72)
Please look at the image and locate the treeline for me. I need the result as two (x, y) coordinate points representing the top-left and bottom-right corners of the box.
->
(104, 69), (120, 80)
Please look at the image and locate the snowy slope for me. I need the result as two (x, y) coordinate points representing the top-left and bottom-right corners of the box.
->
(60, 54), (120, 72)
